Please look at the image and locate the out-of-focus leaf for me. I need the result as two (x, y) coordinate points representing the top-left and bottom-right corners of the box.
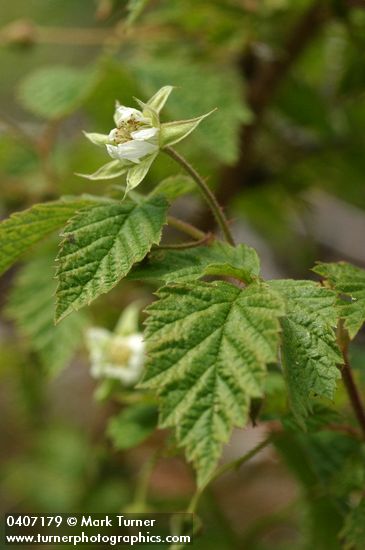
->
(131, 59), (252, 164)
(17, 65), (99, 119)
(6, 249), (88, 375)
(341, 499), (365, 550)
(107, 404), (158, 450)
(149, 175), (195, 201)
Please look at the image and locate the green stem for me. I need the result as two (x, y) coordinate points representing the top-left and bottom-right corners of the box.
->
(188, 436), (271, 514)
(164, 147), (235, 246)
(167, 215), (206, 241)
(130, 450), (160, 512)
(169, 437), (271, 550)
(155, 234), (212, 251)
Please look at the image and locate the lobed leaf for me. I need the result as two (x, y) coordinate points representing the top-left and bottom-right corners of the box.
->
(55, 195), (168, 322)
(313, 262), (365, 339)
(0, 198), (92, 276)
(269, 280), (342, 422)
(130, 241), (260, 284)
(142, 280), (284, 485)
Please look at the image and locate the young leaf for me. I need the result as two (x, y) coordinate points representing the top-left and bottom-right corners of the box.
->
(149, 175), (195, 201)
(142, 280), (284, 486)
(160, 110), (216, 148)
(55, 195), (168, 322)
(129, 242), (260, 284)
(0, 198), (91, 276)
(269, 280), (342, 422)
(107, 404), (158, 450)
(313, 262), (365, 339)
(6, 250), (87, 375)
(17, 65), (99, 120)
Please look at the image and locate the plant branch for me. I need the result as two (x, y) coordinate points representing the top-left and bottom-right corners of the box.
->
(163, 147), (235, 246)
(188, 436), (271, 514)
(155, 234), (213, 250)
(200, 0), (332, 230)
(338, 323), (365, 439)
(167, 216), (207, 241)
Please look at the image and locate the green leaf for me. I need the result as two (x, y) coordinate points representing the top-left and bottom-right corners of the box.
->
(0, 198), (91, 277)
(6, 249), (87, 375)
(132, 60), (253, 163)
(83, 131), (111, 146)
(341, 498), (365, 550)
(269, 280), (342, 422)
(17, 65), (99, 120)
(107, 404), (158, 450)
(55, 195), (169, 322)
(313, 262), (365, 339)
(125, 153), (158, 196)
(126, 0), (150, 25)
(142, 281), (284, 486)
(146, 85), (174, 114)
(130, 242), (260, 284)
(149, 175), (195, 201)
(160, 110), (216, 148)
(76, 160), (129, 181)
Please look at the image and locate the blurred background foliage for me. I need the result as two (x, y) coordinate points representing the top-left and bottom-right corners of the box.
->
(1, 1), (365, 548)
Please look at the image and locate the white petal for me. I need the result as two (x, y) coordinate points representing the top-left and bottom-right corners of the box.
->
(114, 106), (144, 126)
(107, 140), (158, 163)
(131, 127), (159, 141)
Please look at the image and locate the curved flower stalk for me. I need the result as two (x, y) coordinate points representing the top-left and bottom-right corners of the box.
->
(85, 302), (145, 386)
(78, 85), (215, 198)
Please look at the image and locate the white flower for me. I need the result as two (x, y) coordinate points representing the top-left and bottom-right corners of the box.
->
(80, 85), (216, 197)
(86, 328), (145, 386)
(106, 127), (158, 164)
(106, 107), (159, 164)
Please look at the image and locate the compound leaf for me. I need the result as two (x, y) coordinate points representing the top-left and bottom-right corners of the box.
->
(313, 262), (365, 339)
(269, 280), (342, 422)
(142, 280), (284, 486)
(0, 198), (91, 276)
(130, 241), (260, 284)
(55, 195), (168, 322)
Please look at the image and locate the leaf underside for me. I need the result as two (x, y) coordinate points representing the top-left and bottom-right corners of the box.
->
(55, 195), (168, 322)
(269, 280), (342, 422)
(313, 262), (365, 339)
(142, 280), (284, 486)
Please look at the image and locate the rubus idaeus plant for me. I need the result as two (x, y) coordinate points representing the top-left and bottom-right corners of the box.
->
(1, 85), (365, 548)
